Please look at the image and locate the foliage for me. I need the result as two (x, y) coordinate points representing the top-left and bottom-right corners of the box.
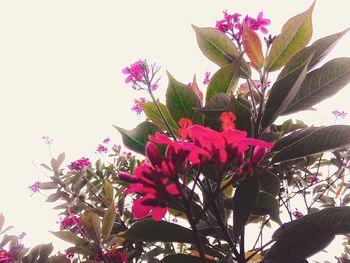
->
(4, 3), (350, 263)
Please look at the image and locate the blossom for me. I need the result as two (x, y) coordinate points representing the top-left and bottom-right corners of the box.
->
(332, 110), (347, 119)
(216, 11), (241, 33)
(122, 60), (144, 84)
(59, 214), (80, 230)
(95, 144), (108, 154)
(220, 112), (236, 131)
(203, 71), (211, 85)
(41, 135), (53, 145)
(292, 208), (304, 219)
(102, 137), (110, 144)
(0, 249), (14, 263)
(131, 97), (147, 115)
(18, 232), (26, 239)
(67, 157), (91, 170)
(178, 118), (193, 141)
(96, 249), (128, 263)
(306, 176), (319, 184)
(29, 181), (41, 194)
(245, 12), (271, 34)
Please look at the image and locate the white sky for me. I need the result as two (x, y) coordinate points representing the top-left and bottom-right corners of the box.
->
(0, 0), (349, 260)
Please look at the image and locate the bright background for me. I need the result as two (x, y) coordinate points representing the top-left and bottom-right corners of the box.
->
(0, 0), (349, 260)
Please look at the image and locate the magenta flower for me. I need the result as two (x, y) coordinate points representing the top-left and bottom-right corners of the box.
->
(122, 60), (144, 84)
(29, 181), (41, 194)
(203, 71), (211, 85)
(59, 214), (80, 230)
(245, 12), (271, 34)
(306, 176), (320, 185)
(102, 137), (110, 144)
(96, 249), (128, 263)
(332, 110), (347, 119)
(67, 157), (91, 170)
(0, 249), (14, 263)
(292, 208), (304, 219)
(95, 144), (108, 154)
(131, 98), (146, 115)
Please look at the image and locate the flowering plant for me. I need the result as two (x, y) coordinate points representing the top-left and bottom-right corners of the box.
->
(10, 2), (350, 263)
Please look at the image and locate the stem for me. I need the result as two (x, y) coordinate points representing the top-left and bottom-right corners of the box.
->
(147, 86), (177, 140)
(245, 239), (275, 262)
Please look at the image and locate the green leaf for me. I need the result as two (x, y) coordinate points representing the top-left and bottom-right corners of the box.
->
(252, 192), (282, 225)
(282, 57), (350, 115)
(273, 127), (320, 151)
(161, 254), (216, 263)
(206, 63), (240, 103)
(199, 93), (231, 119)
(242, 23), (264, 69)
(230, 97), (252, 136)
(114, 121), (161, 155)
(166, 72), (203, 124)
(272, 125), (350, 163)
(261, 54), (312, 129)
(103, 180), (114, 204)
(80, 211), (101, 244)
(123, 219), (207, 244)
(50, 231), (87, 246)
(266, 207), (350, 260)
(233, 175), (260, 240)
(102, 204), (116, 240)
(138, 100), (179, 135)
(192, 25), (250, 77)
(279, 28), (350, 79)
(259, 170), (280, 197)
(265, 1), (314, 71)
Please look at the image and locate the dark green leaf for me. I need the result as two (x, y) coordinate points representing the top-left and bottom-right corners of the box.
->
(282, 58), (350, 114)
(252, 192), (282, 225)
(165, 72), (203, 124)
(259, 170), (280, 197)
(102, 205), (116, 240)
(265, 1), (314, 71)
(114, 121), (161, 155)
(198, 93), (231, 119)
(206, 62), (240, 103)
(161, 254), (216, 263)
(50, 231), (87, 246)
(261, 54), (312, 129)
(233, 175), (260, 240)
(272, 125), (350, 163)
(279, 28), (350, 79)
(138, 100), (179, 135)
(230, 97), (252, 136)
(273, 127), (320, 151)
(123, 219), (207, 244)
(192, 25), (250, 77)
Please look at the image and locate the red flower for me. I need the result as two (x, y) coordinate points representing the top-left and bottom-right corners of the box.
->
(178, 118), (193, 141)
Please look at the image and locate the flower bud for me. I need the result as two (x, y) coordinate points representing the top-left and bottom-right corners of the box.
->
(146, 142), (162, 167)
(118, 172), (138, 183)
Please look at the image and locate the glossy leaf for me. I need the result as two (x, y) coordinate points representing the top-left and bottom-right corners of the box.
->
(261, 54), (312, 129)
(80, 211), (101, 243)
(138, 100), (179, 135)
(199, 93), (230, 119)
(242, 24), (264, 69)
(161, 254), (216, 263)
(279, 28), (350, 79)
(233, 175), (260, 240)
(273, 127), (320, 151)
(266, 207), (350, 260)
(123, 219), (207, 244)
(50, 231), (87, 246)
(102, 205), (116, 240)
(166, 72), (203, 124)
(272, 125), (350, 163)
(282, 57), (350, 115)
(265, 1), (314, 71)
(114, 121), (161, 155)
(206, 63), (240, 103)
(259, 170), (280, 197)
(230, 97), (252, 136)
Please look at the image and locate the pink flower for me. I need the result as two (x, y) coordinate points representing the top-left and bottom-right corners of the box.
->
(203, 71), (211, 85)
(292, 208), (304, 219)
(95, 144), (108, 154)
(245, 12), (271, 34)
(122, 60), (144, 84)
(131, 98), (147, 115)
(332, 110), (347, 119)
(67, 157), (91, 170)
(18, 232), (26, 239)
(178, 118), (193, 141)
(0, 249), (14, 263)
(103, 137), (110, 144)
(306, 176), (319, 184)
(59, 215), (80, 230)
(96, 249), (128, 263)
(29, 181), (41, 193)
(220, 112), (236, 131)
(216, 11), (241, 33)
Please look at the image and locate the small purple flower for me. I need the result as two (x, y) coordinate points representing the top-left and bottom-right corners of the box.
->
(245, 12), (271, 34)
(18, 232), (26, 239)
(67, 157), (91, 170)
(131, 98), (147, 115)
(29, 181), (41, 193)
(203, 71), (211, 85)
(96, 144), (108, 154)
(332, 110), (347, 119)
(122, 60), (144, 84)
(103, 138), (110, 144)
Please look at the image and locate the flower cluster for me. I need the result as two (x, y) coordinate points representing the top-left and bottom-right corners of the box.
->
(95, 249), (128, 263)
(67, 157), (91, 171)
(29, 181), (41, 194)
(131, 97), (147, 115)
(332, 110), (347, 119)
(119, 112), (273, 221)
(216, 11), (270, 40)
(59, 214), (80, 230)
(122, 60), (160, 91)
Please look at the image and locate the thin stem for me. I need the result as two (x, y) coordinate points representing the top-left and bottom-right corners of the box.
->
(245, 239), (275, 262)
(147, 86), (177, 140)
